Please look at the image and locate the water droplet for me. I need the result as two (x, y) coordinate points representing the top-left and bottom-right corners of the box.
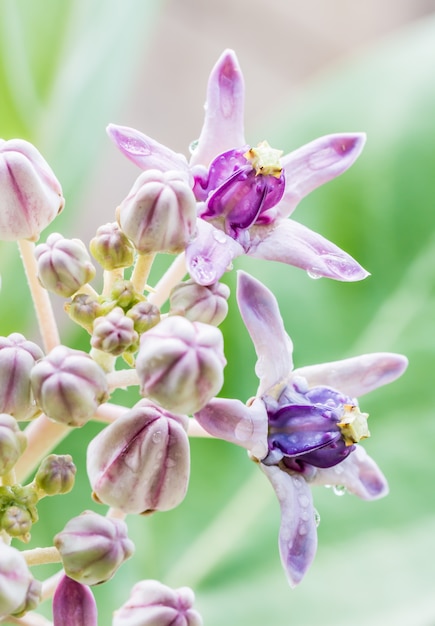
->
(189, 139), (199, 154)
(293, 476), (303, 489)
(152, 431), (162, 444)
(298, 494), (310, 508)
(332, 485), (347, 496)
(307, 268), (322, 280)
(166, 458), (176, 468)
(190, 256), (217, 285)
(298, 523), (308, 536)
(212, 229), (227, 244)
(314, 509), (321, 527)
(300, 510), (310, 521)
(119, 136), (149, 156)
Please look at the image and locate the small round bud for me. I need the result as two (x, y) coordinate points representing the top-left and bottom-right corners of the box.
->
(91, 308), (139, 356)
(65, 293), (105, 333)
(0, 505), (33, 541)
(113, 580), (203, 626)
(87, 399), (190, 514)
(11, 576), (42, 617)
(54, 510), (135, 586)
(136, 317), (226, 414)
(0, 542), (34, 617)
(31, 346), (109, 427)
(90, 222), (135, 270)
(110, 280), (143, 311)
(34, 454), (76, 495)
(117, 169), (197, 254)
(0, 414), (27, 475)
(53, 575), (98, 626)
(34, 232), (96, 297)
(0, 138), (64, 242)
(126, 301), (161, 334)
(169, 279), (230, 325)
(0, 333), (44, 421)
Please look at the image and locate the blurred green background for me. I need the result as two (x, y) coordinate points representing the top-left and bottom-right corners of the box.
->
(1, 1), (435, 624)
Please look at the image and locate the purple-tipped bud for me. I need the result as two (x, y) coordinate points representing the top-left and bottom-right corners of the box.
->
(91, 307), (139, 356)
(30, 346), (109, 427)
(87, 399), (190, 514)
(0, 138), (64, 241)
(117, 169), (197, 254)
(11, 576), (42, 617)
(0, 333), (44, 421)
(54, 510), (135, 586)
(34, 454), (76, 495)
(0, 542), (34, 617)
(126, 301), (161, 334)
(65, 293), (104, 333)
(34, 233), (96, 297)
(169, 279), (230, 326)
(53, 575), (98, 626)
(90, 222), (135, 270)
(0, 414), (27, 475)
(113, 579), (203, 626)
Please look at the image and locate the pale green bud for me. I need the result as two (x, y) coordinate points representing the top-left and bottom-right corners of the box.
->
(91, 307), (139, 356)
(126, 301), (160, 335)
(65, 293), (104, 333)
(54, 510), (135, 586)
(90, 222), (134, 270)
(169, 279), (230, 325)
(0, 414), (27, 475)
(34, 454), (76, 496)
(0, 505), (33, 541)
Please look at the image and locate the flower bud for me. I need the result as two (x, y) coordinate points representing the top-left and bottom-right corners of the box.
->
(53, 575), (98, 626)
(54, 510), (135, 586)
(136, 317), (226, 414)
(169, 279), (230, 325)
(87, 399), (190, 514)
(126, 301), (160, 334)
(110, 279), (143, 311)
(0, 504), (33, 541)
(113, 580), (203, 626)
(91, 308), (139, 356)
(0, 333), (44, 421)
(89, 222), (135, 270)
(117, 169), (197, 254)
(34, 454), (76, 496)
(0, 542), (33, 617)
(65, 293), (105, 333)
(11, 576), (42, 617)
(0, 138), (64, 241)
(31, 346), (109, 427)
(34, 233), (96, 297)
(0, 414), (27, 475)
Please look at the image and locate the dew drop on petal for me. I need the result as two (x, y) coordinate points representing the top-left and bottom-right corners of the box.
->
(119, 135), (150, 156)
(314, 509), (321, 527)
(298, 494), (310, 508)
(307, 268), (322, 280)
(152, 431), (162, 444)
(189, 255), (217, 285)
(332, 485), (347, 496)
(298, 523), (308, 536)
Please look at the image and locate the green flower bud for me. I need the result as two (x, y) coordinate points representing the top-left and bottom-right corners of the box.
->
(65, 293), (105, 333)
(31, 346), (109, 427)
(110, 280), (143, 311)
(90, 222), (134, 270)
(87, 399), (189, 514)
(54, 510), (135, 586)
(34, 454), (76, 496)
(126, 301), (160, 335)
(35, 233), (96, 297)
(0, 505), (33, 541)
(136, 317), (226, 414)
(169, 279), (230, 325)
(113, 580), (203, 626)
(0, 414), (27, 475)
(91, 308), (139, 356)
(0, 542), (34, 617)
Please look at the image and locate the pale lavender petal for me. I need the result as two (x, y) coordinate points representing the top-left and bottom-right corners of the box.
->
(190, 49), (245, 168)
(294, 353), (408, 398)
(247, 219), (369, 282)
(278, 133), (366, 218)
(308, 445), (389, 500)
(237, 271), (293, 395)
(194, 397), (268, 459)
(107, 124), (190, 174)
(260, 465), (318, 587)
(185, 219), (243, 285)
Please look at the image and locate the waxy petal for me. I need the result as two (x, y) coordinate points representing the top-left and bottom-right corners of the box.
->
(53, 575), (98, 626)
(107, 124), (189, 174)
(294, 353), (408, 398)
(308, 445), (389, 500)
(261, 464), (318, 587)
(237, 271), (293, 395)
(248, 219), (369, 282)
(194, 397), (268, 460)
(278, 133), (366, 218)
(190, 49), (245, 168)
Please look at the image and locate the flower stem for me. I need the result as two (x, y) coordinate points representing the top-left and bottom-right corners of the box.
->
(23, 546), (61, 567)
(17, 240), (60, 353)
(148, 252), (186, 308)
(131, 252), (155, 294)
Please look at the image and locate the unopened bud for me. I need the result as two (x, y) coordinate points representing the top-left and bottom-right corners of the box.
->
(169, 279), (230, 325)
(54, 510), (135, 586)
(136, 317), (226, 414)
(126, 301), (161, 334)
(0, 333), (43, 421)
(117, 169), (197, 254)
(0, 542), (33, 617)
(0, 414), (27, 475)
(110, 280), (143, 311)
(53, 575), (98, 626)
(87, 399), (190, 514)
(65, 293), (104, 333)
(0, 504), (32, 541)
(34, 454), (76, 496)
(113, 580), (203, 626)
(11, 576), (42, 617)
(31, 346), (109, 427)
(35, 233), (96, 297)
(91, 308), (139, 356)
(90, 222), (135, 270)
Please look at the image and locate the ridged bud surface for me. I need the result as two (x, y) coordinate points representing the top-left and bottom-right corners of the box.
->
(0, 542), (34, 617)
(0, 333), (43, 421)
(90, 222), (135, 270)
(169, 279), (230, 325)
(0, 138), (64, 241)
(54, 511), (135, 586)
(117, 169), (197, 254)
(11, 577), (42, 617)
(65, 293), (104, 333)
(113, 579), (203, 626)
(53, 575), (98, 626)
(34, 454), (76, 495)
(87, 399), (190, 514)
(136, 317), (226, 414)
(31, 346), (109, 427)
(91, 307), (139, 356)
(126, 301), (161, 334)
(35, 233), (96, 297)
(0, 414), (27, 474)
